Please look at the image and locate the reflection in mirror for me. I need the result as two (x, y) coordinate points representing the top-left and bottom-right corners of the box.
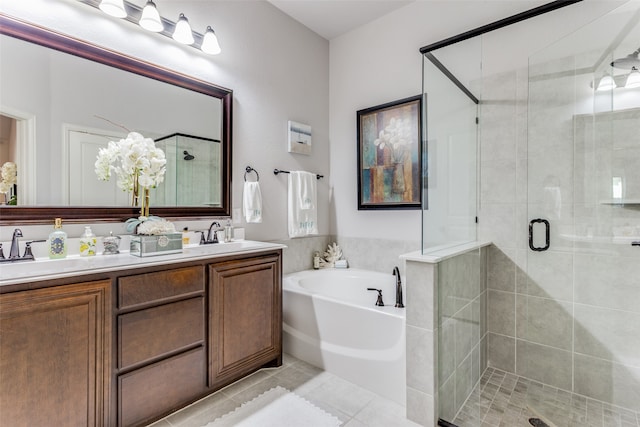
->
(1, 34), (222, 207)
(153, 133), (222, 207)
(0, 115), (18, 205)
(0, 14), (232, 223)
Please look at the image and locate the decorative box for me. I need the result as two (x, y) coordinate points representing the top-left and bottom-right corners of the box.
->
(130, 233), (183, 257)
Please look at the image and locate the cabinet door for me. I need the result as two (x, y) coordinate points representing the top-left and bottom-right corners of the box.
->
(209, 254), (281, 387)
(0, 280), (111, 427)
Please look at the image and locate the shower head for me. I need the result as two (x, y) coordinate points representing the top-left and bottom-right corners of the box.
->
(611, 47), (640, 69)
(183, 150), (195, 161)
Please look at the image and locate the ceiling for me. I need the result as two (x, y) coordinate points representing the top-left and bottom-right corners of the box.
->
(266, 0), (415, 40)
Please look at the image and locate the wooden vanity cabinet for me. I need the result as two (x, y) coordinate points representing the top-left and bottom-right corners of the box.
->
(0, 280), (111, 427)
(208, 254), (282, 388)
(0, 248), (282, 427)
(116, 266), (206, 427)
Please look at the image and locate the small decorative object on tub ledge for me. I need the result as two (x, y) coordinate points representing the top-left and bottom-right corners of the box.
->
(318, 242), (343, 268)
(335, 259), (348, 269)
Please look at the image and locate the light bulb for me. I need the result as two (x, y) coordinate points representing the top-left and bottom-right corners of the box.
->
(99, 0), (127, 18)
(201, 26), (221, 55)
(139, 0), (163, 32)
(625, 67), (640, 89)
(596, 73), (616, 91)
(172, 13), (194, 45)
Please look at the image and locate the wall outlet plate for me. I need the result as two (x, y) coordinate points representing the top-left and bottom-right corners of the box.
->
(233, 208), (242, 224)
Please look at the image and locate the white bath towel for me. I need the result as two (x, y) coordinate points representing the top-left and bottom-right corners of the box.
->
(243, 181), (263, 223)
(288, 171), (318, 238)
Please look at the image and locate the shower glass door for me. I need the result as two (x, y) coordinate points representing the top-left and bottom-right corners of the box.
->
(525, 1), (640, 424)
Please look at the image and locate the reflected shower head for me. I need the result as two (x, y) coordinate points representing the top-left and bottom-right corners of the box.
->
(183, 150), (195, 160)
(611, 48), (640, 69)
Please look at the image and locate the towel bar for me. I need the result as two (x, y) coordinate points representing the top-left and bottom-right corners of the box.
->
(244, 166), (260, 181)
(273, 168), (323, 180)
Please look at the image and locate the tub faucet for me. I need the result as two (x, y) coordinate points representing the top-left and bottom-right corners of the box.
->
(367, 288), (385, 306)
(393, 266), (404, 308)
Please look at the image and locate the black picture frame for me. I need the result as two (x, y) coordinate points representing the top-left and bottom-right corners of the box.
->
(357, 95), (422, 210)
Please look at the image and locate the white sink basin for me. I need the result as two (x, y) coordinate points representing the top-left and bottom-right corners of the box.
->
(0, 240), (285, 286)
(183, 240), (273, 254)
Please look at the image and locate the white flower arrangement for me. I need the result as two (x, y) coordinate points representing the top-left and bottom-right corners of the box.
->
(136, 218), (176, 236)
(373, 117), (413, 164)
(0, 161), (17, 194)
(95, 131), (166, 195)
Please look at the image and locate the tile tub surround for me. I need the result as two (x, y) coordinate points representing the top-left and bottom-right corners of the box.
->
(277, 235), (418, 276)
(402, 242), (489, 426)
(148, 353), (422, 427)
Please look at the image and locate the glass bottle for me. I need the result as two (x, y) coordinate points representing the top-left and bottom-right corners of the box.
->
(224, 219), (233, 243)
(79, 226), (97, 257)
(48, 218), (67, 259)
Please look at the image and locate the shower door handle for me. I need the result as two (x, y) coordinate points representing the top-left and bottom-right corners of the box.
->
(632, 241), (640, 247)
(529, 219), (550, 252)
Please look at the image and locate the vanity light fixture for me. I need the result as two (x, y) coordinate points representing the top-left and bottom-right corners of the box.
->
(625, 67), (640, 89)
(172, 13), (194, 45)
(139, 0), (163, 33)
(99, 0), (126, 18)
(201, 26), (221, 55)
(79, 0), (221, 55)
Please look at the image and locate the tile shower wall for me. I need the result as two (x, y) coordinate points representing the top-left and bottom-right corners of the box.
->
(480, 63), (640, 412)
(405, 247), (487, 426)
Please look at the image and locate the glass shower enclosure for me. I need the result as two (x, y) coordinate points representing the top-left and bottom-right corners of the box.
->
(524, 0), (640, 423)
(422, 1), (640, 426)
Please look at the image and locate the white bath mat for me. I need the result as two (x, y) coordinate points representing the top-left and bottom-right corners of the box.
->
(202, 386), (341, 427)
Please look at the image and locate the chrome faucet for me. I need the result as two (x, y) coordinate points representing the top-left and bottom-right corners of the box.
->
(393, 266), (404, 308)
(0, 229), (36, 263)
(9, 228), (23, 259)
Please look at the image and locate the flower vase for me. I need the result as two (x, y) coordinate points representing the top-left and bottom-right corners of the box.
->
(141, 187), (150, 218)
(132, 173), (139, 207)
(392, 162), (405, 194)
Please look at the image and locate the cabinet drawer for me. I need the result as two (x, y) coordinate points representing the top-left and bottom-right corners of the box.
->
(119, 347), (206, 427)
(118, 297), (204, 369)
(118, 266), (204, 309)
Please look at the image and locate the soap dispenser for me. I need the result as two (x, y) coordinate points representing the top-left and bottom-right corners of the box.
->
(79, 226), (97, 257)
(48, 218), (67, 259)
(224, 219), (233, 243)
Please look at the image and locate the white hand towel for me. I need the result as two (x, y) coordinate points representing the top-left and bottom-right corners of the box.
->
(243, 181), (263, 223)
(288, 171), (318, 238)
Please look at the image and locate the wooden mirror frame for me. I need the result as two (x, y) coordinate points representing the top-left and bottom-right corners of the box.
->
(0, 14), (232, 225)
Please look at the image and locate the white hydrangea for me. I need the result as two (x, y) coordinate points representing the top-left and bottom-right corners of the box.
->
(0, 161), (17, 194)
(136, 218), (176, 235)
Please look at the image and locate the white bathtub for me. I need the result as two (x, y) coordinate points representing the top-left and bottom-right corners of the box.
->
(283, 269), (406, 405)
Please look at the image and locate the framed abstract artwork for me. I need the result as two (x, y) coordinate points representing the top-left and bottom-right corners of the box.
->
(357, 95), (422, 210)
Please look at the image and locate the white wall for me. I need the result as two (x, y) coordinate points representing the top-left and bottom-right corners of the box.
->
(328, 0), (625, 245)
(0, 0), (329, 242)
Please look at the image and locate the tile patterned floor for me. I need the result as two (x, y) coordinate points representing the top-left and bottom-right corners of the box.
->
(452, 367), (640, 427)
(148, 353), (421, 427)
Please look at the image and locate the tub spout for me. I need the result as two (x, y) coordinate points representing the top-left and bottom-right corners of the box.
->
(367, 288), (385, 306)
(392, 266), (404, 308)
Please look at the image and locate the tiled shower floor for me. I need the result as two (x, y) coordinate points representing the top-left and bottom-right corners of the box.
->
(451, 367), (640, 427)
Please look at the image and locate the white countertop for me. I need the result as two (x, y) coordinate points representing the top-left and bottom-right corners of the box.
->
(400, 240), (492, 264)
(0, 240), (286, 287)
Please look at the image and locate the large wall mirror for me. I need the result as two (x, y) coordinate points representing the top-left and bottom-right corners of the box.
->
(0, 14), (232, 224)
